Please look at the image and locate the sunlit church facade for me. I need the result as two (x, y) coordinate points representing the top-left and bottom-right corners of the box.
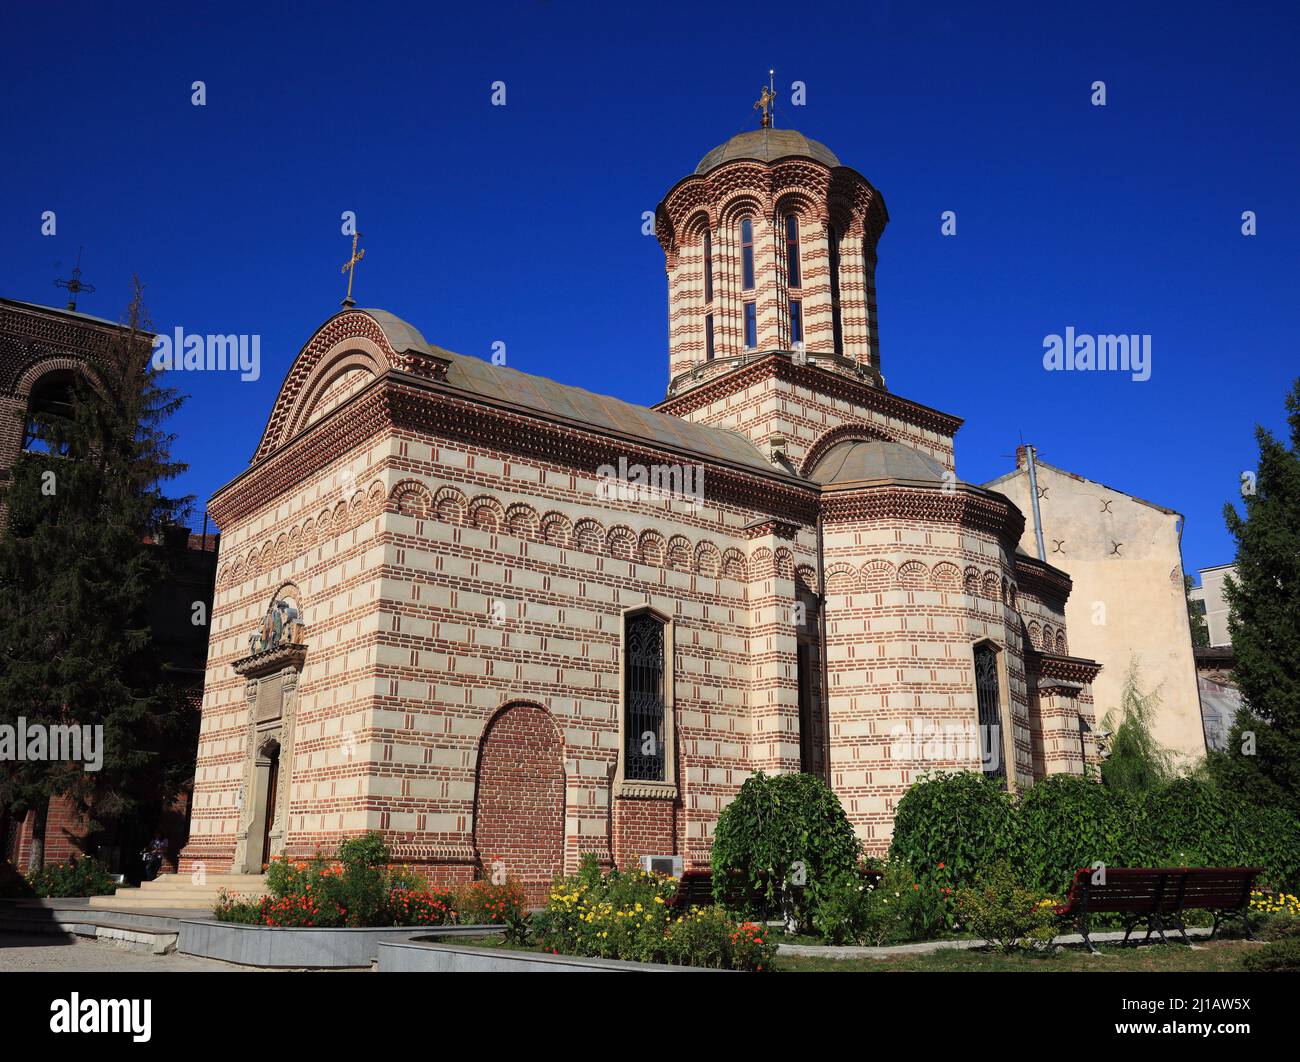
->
(178, 122), (1103, 900)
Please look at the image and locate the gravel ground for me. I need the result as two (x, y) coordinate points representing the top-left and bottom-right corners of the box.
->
(0, 933), (254, 972)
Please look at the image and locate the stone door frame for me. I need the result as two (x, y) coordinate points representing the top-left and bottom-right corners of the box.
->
(231, 646), (305, 874)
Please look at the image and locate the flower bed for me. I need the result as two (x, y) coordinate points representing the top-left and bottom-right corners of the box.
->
(213, 832), (524, 930)
(528, 856), (775, 971)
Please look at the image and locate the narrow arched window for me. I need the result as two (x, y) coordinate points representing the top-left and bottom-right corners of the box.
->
(703, 230), (714, 303)
(974, 642), (1007, 783)
(22, 373), (76, 455)
(744, 302), (757, 349)
(790, 300), (803, 344)
(705, 313), (715, 360)
(740, 217), (755, 290)
(625, 612), (666, 781)
(785, 215), (801, 288)
(828, 224), (844, 355)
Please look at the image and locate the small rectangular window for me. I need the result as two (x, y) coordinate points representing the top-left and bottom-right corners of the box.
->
(790, 300), (803, 344)
(744, 302), (757, 348)
(705, 313), (715, 361)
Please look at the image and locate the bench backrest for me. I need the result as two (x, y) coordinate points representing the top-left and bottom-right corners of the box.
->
(1064, 866), (1260, 915)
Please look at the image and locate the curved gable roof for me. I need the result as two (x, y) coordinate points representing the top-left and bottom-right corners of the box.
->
(252, 308), (779, 477)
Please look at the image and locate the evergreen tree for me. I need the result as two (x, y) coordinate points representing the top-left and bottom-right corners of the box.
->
(1211, 378), (1300, 817)
(1185, 575), (1210, 648)
(0, 280), (192, 870)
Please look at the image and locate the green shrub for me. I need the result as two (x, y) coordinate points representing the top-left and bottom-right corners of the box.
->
(710, 771), (860, 932)
(889, 771), (1018, 889)
(954, 861), (1058, 952)
(1242, 938), (1300, 972)
(1017, 775), (1151, 893)
(27, 857), (118, 898)
(812, 861), (940, 946)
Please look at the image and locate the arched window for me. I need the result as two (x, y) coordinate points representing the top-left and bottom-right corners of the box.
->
(790, 300), (803, 345)
(740, 216), (755, 290)
(828, 224), (844, 355)
(624, 611), (666, 781)
(703, 230), (714, 303)
(785, 215), (801, 288)
(974, 642), (1007, 783)
(22, 373), (76, 455)
(744, 302), (757, 349)
(705, 313), (715, 360)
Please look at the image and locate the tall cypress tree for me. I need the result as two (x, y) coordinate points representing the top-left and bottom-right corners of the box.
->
(0, 280), (192, 870)
(1212, 378), (1300, 817)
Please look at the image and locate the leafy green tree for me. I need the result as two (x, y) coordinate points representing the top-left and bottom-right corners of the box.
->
(0, 280), (192, 870)
(1100, 661), (1175, 795)
(888, 770), (1019, 888)
(710, 771), (860, 932)
(1212, 378), (1300, 817)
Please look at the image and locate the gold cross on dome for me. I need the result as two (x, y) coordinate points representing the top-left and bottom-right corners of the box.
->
(754, 84), (775, 129)
(341, 231), (365, 308)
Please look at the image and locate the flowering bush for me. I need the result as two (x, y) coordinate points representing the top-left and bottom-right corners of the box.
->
(954, 861), (1058, 952)
(811, 861), (956, 946)
(212, 832), (490, 929)
(1248, 888), (1300, 942)
(532, 856), (775, 971)
(26, 856), (118, 898)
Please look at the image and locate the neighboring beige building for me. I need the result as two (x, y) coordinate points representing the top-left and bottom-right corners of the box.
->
(985, 449), (1205, 763)
(1188, 563), (1237, 647)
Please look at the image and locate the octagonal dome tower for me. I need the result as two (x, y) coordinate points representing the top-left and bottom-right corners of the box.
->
(654, 120), (888, 398)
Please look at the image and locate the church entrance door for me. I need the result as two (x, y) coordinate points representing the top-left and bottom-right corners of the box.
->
(260, 746), (280, 871)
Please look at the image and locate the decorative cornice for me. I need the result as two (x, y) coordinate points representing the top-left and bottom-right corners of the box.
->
(208, 372), (822, 529)
(1012, 553), (1074, 605)
(1028, 651), (1103, 686)
(819, 483), (1025, 548)
(743, 518), (800, 540)
(654, 353), (964, 438)
(231, 643), (307, 678)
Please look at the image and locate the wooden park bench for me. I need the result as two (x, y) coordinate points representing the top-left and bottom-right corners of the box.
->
(1052, 866), (1261, 953)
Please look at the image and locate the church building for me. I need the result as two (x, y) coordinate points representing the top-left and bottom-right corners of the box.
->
(178, 115), (1104, 900)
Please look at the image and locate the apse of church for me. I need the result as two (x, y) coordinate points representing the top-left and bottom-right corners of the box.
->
(179, 114), (1102, 894)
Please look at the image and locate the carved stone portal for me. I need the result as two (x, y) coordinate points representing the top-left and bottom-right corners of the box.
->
(231, 637), (306, 874)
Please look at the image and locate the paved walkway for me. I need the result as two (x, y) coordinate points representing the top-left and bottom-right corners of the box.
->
(776, 925), (1213, 958)
(0, 934), (255, 972)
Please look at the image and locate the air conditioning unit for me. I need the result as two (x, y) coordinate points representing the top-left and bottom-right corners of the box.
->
(640, 854), (683, 878)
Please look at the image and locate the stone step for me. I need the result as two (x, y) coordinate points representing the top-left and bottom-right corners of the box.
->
(0, 907), (180, 954)
(88, 894), (227, 910)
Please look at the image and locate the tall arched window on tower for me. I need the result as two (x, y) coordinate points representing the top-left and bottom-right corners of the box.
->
(703, 229), (714, 303)
(785, 214), (801, 289)
(740, 216), (755, 290)
(624, 610), (667, 782)
(828, 224), (844, 355)
(974, 642), (1008, 784)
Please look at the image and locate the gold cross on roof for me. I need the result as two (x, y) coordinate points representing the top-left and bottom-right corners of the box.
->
(341, 231), (365, 308)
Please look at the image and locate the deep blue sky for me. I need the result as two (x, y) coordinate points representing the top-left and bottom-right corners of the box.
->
(2, 1), (1296, 580)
